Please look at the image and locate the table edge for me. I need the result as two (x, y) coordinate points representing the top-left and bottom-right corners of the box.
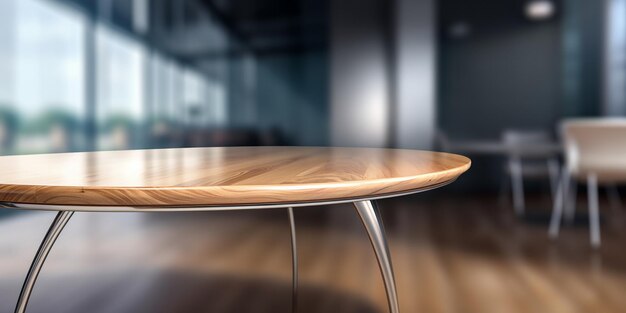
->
(0, 179), (457, 212)
(0, 159), (470, 207)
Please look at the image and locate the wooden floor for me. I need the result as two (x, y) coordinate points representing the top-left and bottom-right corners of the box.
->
(1, 193), (626, 313)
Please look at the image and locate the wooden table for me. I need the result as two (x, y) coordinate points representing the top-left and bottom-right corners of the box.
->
(0, 147), (470, 313)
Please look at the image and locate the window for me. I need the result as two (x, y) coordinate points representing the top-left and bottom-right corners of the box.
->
(0, 0), (230, 153)
(1, 0), (87, 153)
(96, 24), (145, 150)
(182, 69), (207, 126)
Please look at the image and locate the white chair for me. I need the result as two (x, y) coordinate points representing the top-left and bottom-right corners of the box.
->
(502, 130), (560, 216)
(548, 118), (626, 247)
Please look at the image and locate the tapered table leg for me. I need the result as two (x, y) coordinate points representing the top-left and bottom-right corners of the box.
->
(353, 200), (400, 313)
(287, 207), (298, 313)
(15, 211), (74, 313)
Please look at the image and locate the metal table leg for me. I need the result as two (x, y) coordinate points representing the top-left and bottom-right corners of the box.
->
(353, 200), (399, 313)
(287, 207), (298, 313)
(15, 211), (74, 313)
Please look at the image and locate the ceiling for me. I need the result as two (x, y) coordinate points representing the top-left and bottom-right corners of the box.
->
(59, 0), (329, 60)
(439, 0), (562, 39)
(198, 0), (329, 55)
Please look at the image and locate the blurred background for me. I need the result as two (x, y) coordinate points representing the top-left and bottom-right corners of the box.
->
(2, 0), (626, 312)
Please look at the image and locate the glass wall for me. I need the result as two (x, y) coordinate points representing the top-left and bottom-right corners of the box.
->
(0, 0), (330, 153)
(96, 24), (146, 150)
(0, 0), (229, 154)
(0, 0), (86, 154)
(606, 0), (626, 115)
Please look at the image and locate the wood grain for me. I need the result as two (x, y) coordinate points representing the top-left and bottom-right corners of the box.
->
(0, 147), (470, 207)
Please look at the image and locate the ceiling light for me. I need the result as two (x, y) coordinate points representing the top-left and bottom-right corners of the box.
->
(525, 0), (555, 21)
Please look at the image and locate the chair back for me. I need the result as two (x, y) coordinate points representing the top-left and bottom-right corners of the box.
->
(561, 118), (626, 175)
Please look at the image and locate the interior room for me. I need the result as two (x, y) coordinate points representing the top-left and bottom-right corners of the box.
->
(0, 0), (625, 312)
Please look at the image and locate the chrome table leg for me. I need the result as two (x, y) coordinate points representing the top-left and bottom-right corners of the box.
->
(287, 207), (298, 313)
(15, 211), (74, 313)
(353, 200), (399, 313)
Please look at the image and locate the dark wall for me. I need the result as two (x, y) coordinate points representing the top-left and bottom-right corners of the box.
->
(437, 0), (565, 192)
(436, 0), (607, 192)
(438, 0), (563, 139)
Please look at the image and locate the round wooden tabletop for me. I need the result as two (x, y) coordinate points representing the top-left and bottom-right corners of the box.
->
(0, 147), (470, 208)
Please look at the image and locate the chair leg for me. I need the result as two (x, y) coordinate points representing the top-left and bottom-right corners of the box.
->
(498, 171), (510, 208)
(510, 159), (525, 216)
(588, 174), (601, 248)
(547, 158), (559, 201)
(564, 180), (578, 224)
(549, 166), (569, 239)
